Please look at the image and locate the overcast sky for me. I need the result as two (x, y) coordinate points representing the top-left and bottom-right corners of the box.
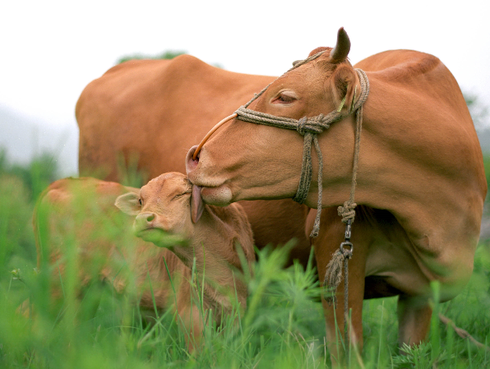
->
(1, 0), (489, 130)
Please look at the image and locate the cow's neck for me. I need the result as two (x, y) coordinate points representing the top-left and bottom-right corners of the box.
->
(309, 98), (482, 258)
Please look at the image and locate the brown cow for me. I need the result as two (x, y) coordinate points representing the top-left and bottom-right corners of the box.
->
(185, 28), (487, 362)
(75, 55), (311, 266)
(33, 173), (254, 350)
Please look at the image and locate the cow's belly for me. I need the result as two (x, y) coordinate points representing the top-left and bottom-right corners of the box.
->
(362, 220), (475, 301)
(365, 238), (431, 297)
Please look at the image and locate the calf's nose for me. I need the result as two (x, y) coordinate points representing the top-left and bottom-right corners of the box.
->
(134, 212), (156, 230)
(186, 145), (199, 175)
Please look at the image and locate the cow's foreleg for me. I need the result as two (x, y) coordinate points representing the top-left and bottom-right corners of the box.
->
(397, 294), (432, 347)
(308, 208), (367, 366)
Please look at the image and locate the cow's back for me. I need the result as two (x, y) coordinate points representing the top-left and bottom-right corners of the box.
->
(76, 55), (312, 264)
(76, 55), (274, 181)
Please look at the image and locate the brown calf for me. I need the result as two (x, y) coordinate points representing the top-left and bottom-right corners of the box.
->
(33, 173), (254, 350)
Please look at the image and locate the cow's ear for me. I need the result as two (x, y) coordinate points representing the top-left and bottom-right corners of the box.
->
(115, 192), (141, 215)
(330, 64), (358, 113)
(191, 185), (204, 223)
(330, 27), (350, 64)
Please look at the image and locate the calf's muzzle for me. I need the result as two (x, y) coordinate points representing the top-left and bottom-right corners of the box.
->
(134, 212), (156, 232)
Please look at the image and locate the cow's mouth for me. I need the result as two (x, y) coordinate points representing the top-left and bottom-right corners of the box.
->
(185, 145), (235, 205)
(199, 184), (233, 206)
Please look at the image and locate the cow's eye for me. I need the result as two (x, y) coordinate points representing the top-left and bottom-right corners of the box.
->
(138, 198), (143, 206)
(272, 91), (297, 104)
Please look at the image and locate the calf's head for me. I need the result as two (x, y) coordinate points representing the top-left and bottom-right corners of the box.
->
(115, 172), (204, 247)
(186, 28), (360, 207)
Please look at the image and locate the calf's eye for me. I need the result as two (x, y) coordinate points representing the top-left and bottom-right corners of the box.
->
(173, 191), (192, 200)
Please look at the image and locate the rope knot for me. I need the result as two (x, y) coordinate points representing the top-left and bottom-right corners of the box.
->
(337, 201), (357, 224)
(297, 117), (308, 136)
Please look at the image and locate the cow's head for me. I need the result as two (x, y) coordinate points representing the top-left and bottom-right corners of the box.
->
(115, 172), (204, 247)
(186, 28), (360, 207)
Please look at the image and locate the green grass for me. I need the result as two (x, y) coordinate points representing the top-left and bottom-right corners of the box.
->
(1, 151), (490, 368)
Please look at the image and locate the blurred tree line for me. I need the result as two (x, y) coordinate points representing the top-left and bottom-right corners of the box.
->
(116, 50), (223, 68)
(0, 149), (58, 202)
(117, 50), (186, 64)
(0, 149), (59, 267)
(465, 93), (489, 131)
(465, 95), (490, 200)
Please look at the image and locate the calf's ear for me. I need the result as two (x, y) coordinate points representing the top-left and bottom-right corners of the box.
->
(115, 192), (141, 215)
(191, 185), (204, 223)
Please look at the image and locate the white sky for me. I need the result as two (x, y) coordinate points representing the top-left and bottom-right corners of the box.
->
(1, 0), (489, 129)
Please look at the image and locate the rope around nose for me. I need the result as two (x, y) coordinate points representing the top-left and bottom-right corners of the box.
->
(235, 69), (370, 238)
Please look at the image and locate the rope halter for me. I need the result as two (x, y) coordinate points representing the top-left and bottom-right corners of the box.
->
(234, 67), (370, 237)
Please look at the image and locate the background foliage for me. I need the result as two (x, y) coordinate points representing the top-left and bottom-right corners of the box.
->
(0, 144), (489, 368)
(117, 50), (187, 64)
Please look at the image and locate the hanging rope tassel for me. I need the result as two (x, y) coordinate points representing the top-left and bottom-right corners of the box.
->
(324, 248), (348, 304)
(323, 220), (354, 346)
(323, 218), (354, 303)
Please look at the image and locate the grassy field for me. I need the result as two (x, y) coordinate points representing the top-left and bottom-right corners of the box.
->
(1, 151), (490, 368)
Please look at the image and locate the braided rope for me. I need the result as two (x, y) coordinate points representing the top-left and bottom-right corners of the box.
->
(337, 101), (364, 224)
(235, 69), (369, 238)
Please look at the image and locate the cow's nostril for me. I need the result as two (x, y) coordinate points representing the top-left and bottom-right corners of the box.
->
(186, 145), (200, 174)
(190, 146), (199, 162)
(147, 214), (155, 222)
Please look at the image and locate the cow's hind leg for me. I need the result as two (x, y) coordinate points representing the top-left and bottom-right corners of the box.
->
(397, 294), (432, 347)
